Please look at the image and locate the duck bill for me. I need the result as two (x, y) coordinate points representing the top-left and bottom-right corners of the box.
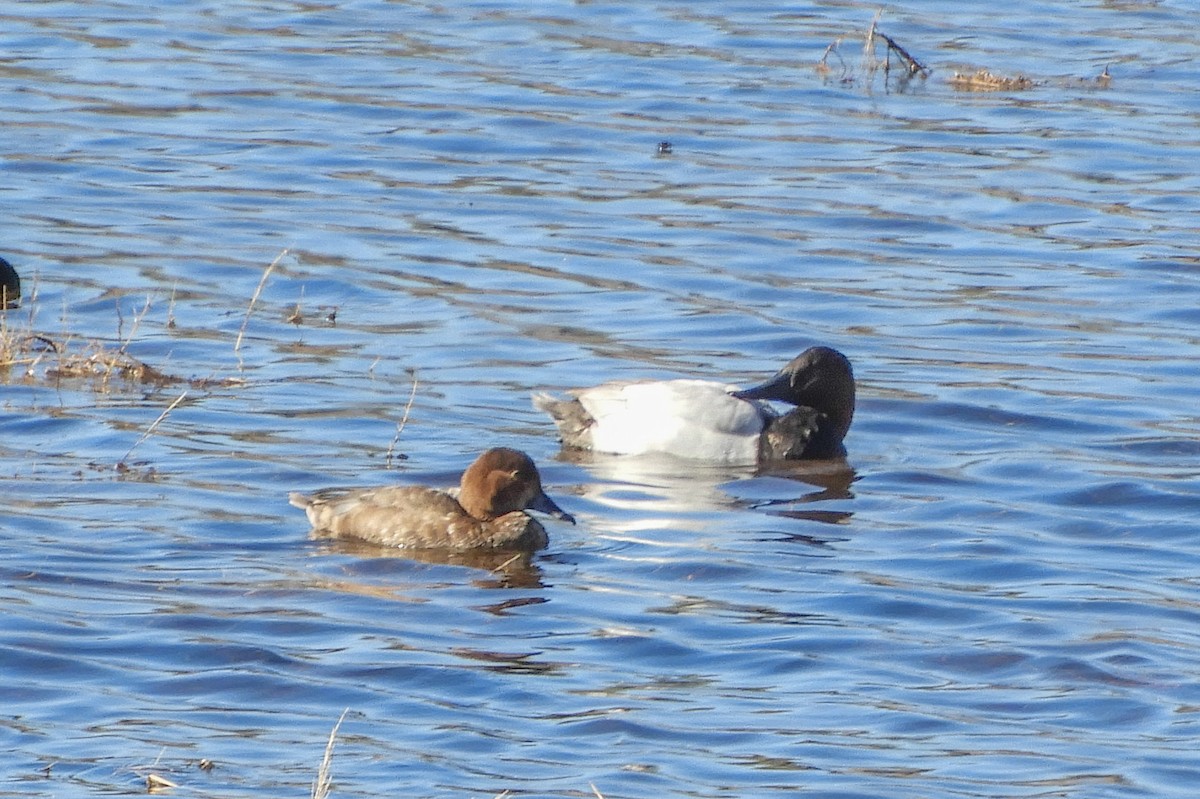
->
(531, 491), (576, 525)
(730, 371), (792, 403)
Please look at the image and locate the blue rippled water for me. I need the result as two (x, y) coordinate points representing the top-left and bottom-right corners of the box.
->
(2, 2), (1199, 798)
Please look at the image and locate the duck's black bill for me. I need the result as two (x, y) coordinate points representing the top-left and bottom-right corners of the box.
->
(731, 371), (792, 403)
(531, 491), (576, 525)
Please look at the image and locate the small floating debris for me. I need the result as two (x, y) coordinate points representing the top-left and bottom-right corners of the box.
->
(145, 773), (177, 793)
(949, 69), (1036, 91)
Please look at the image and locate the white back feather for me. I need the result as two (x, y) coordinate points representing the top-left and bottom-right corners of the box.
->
(576, 379), (766, 462)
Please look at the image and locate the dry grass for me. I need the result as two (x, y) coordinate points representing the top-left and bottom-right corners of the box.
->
(306, 709), (606, 799)
(0, 317), (178, 388)
(385, 369), (419, 469)
(949, 69), (1036, 91)
(0, 273), (178, 387)
(0, 253), (299, 390)
(948, 65), (1114, 92)
(312, 709), (348, 799)
(0, 262), (282, 474)
(117, 390), (189, 473)
(236, 247), (289, 360)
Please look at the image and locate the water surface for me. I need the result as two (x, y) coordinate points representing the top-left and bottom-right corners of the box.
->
(3, 2), (1200, 798)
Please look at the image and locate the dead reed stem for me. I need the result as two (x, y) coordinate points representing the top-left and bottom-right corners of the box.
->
(118, 390), (188, 469)
(312, 709), (348, 799)
(385, 370), (418, 469)
(863, 8), (882, 65)
(235, 248), (289, 358)
(116, 295), (153, 358)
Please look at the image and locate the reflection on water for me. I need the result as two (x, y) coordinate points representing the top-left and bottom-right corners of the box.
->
(314, 536), (548, 590)
(569, 451), (758, 515)
(567, 449), (857, 534)
(3, 1), (1200, 798)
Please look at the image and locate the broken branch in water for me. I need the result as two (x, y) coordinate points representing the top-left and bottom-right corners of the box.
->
(877, 31), (929, 78)
(818, 12), (929, 86)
